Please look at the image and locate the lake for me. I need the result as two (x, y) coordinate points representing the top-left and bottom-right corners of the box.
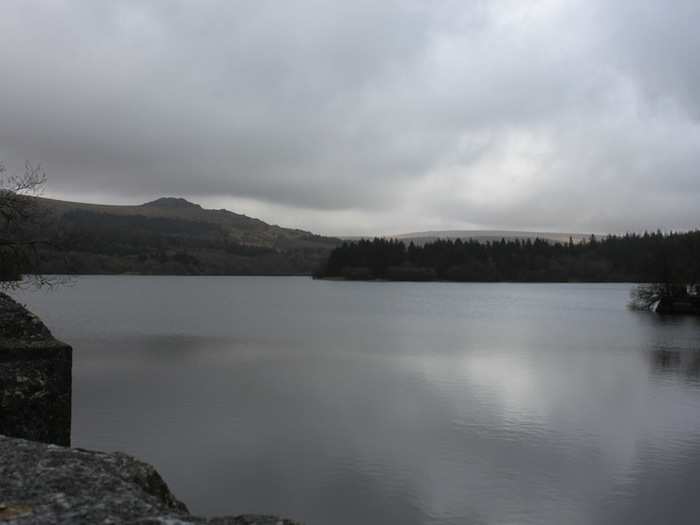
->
(15, 277), (700, 524)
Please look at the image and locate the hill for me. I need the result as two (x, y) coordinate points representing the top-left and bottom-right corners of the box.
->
(345, 230), (593, 245)
(33, 196), (340, 275)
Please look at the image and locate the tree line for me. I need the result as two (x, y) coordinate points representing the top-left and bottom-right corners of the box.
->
(315, 232), (700, 286)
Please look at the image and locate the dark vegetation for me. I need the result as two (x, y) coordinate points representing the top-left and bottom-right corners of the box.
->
(0, 162), (56, 289)
(0, 164), (340, 282)
(33, 201), (340, 276)
(316, 233), (700, 289)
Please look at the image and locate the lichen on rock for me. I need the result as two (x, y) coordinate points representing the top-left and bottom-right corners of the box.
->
(0, 293), (72, 447)
(0, 293), (55, 346)
(0, 435), (300, 524)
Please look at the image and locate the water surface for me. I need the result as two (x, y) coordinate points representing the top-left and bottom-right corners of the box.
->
(16, 277), (700, 524)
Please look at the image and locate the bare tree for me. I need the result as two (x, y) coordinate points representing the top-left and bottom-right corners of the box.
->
(0, 161), (60, 290)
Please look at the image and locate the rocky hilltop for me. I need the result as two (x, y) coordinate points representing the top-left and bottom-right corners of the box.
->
(30, 196), (340, 275)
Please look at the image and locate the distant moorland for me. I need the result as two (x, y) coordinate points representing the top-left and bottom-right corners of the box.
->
(356, 230), (593, 246)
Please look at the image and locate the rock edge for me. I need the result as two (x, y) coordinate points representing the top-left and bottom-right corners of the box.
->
(0, 434), (300, 524)
(0, 293), (72, 446)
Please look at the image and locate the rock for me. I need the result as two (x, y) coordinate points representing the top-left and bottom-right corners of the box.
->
(0, 293), (72, 446)
(0, 434), (187, 523)
(0, 435), (300, 525)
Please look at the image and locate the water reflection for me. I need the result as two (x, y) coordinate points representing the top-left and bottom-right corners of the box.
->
(651, 348), (700, 382)
(15, 278), (700, 525)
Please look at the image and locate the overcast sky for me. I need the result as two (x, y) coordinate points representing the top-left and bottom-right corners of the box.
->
(1, 1), (699, 236)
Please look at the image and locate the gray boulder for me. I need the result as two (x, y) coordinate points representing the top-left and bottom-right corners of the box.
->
(0, 293), (72, 446)
(0, 434), (299, 524)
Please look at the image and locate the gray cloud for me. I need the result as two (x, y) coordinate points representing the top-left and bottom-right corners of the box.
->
(0, 0), (699, 235)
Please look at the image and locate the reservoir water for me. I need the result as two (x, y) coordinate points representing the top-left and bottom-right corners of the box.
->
(15, 277), (700, 524)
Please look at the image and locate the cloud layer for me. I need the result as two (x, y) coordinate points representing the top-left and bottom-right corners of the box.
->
(1, 0), (699, 235)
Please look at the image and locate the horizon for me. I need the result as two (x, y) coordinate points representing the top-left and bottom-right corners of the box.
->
(36, 192), (691, 240)
(44, 189), (609, 238)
